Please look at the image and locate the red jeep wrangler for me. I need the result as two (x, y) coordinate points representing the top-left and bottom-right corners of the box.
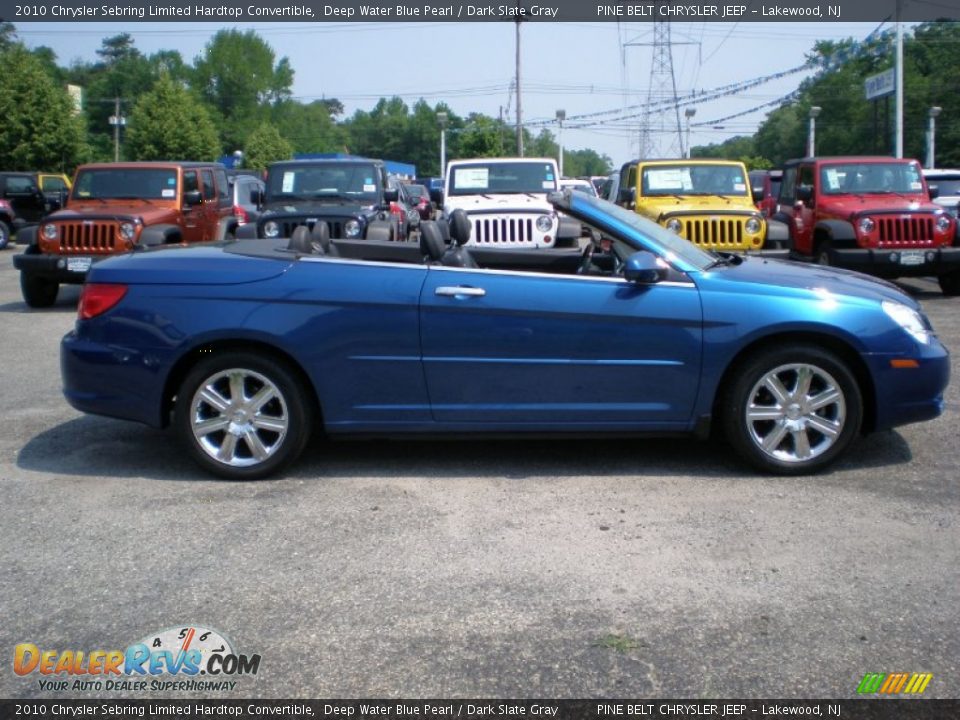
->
(775, 156), (960, 295)
(14, 162), (238, 307)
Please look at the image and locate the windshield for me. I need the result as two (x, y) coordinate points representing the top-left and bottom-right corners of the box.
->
(448, 161), (558, 196)
(267, 163), (380, 201)
(929, 176), (960, 196)
(561, 181), (598, 197)
(73, 168), (177, 200)
(406, 185), (428, 200)
(820, 162), (925, 195)
(641, 163), (749, 197)
(567, 192), (717, 272)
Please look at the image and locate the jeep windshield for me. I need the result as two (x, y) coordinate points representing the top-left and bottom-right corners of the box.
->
(820, 162), (925, 195)
(72, 168), (178, 201)
(641, 164), (750, 198)
(448, 161), (558, 196)
(267, 163), (380, 202)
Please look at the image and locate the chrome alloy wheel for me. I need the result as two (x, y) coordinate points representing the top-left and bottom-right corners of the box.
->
(744, 363), (846, 464)
(189, 368), (289, 468)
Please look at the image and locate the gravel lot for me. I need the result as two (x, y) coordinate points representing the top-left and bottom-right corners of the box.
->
(1, 244), (957, 700)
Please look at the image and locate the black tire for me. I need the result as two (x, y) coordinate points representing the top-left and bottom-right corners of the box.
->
(0, 220), (10, 250)
(720, 345), (863, 475)
(816, 241), (831, 266)
(174, 352), (314, 480)
(938, 271), (960, 297)
(20, 272), (59, 308)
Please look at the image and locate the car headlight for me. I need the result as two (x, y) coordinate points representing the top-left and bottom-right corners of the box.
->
(344, 220), (361, 238)
(42, 223), (58, 240)
(745, 217), (762, 235)
(535, 215), (553, 233)
(858, 217), (875, 234)
(119, 222), (136, 241)
(665, 218), (682, 234)
(263, 220), (280, 238)
(936, 215), (952, 233)
(882, 300), (931, 344)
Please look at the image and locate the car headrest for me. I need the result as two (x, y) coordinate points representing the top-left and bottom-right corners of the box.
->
(288, 225), (313, 254)
(449, 209), (471, 247)
(419, 221), (446, 261)
(310, 222), (332, 252)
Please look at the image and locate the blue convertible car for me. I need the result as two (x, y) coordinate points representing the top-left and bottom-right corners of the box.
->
(61, 191), (949, 479)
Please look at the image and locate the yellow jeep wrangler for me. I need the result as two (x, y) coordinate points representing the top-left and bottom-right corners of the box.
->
(616, 159), (789, 255)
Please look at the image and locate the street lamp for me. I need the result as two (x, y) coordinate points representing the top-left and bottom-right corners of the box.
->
(556, 109), (566, 177)
(437, 111), (448, 176)
(684, 107), (696, 159)
(807, 106), (821, 157)
(926, 106), (942, 169)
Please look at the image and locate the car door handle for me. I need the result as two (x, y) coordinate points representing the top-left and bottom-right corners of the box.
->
(435, 286), (486, 298)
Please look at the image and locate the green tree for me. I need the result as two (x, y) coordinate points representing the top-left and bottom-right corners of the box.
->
(192, 29), (294, 154)
(242, 124), (293, 171)
(273, 99), (345, 155)
(0, 46), (85, 171)
(125, 74), (220, 161)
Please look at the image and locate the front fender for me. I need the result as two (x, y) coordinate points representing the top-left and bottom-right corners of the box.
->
(816, 219), (857, 244)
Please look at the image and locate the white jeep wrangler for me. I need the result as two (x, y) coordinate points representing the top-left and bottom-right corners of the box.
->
(443, 157), (564, 248)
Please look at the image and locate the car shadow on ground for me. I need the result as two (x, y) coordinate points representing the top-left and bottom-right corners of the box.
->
(16, 415), (914, 484)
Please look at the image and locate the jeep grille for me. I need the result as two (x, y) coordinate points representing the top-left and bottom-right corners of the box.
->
(471, 216), (536, 245)
(57, 222), (118, 253)
(680, 218), (747, 248)
(269, 218), (344, 239)
(876, 216), (935, 246)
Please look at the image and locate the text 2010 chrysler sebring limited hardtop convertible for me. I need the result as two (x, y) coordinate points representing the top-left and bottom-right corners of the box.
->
(60, 191), (949, 480)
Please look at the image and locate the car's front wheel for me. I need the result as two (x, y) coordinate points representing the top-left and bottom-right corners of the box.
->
(21, 272), (59, 308)
(175, 352), (314, 480)
(721, 346), (862, 474)
(938, 271), (960, 296)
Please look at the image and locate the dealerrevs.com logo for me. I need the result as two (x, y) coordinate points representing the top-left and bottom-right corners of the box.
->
(14, 626), (261, 692)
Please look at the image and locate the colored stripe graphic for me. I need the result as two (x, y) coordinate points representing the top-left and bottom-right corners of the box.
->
(857, 672), (932, 694)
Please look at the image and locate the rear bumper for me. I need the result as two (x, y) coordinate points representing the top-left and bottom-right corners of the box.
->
(828, 246), (960, 277)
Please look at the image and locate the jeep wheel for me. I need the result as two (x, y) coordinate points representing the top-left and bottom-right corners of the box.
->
(721, 345), (862, 475)
(816, 242), (832, 266)
(175, 352), (314, 480)
(21, 273), (59, 308)
(0, 220), (10, 250)
(938, 271), (960, 296)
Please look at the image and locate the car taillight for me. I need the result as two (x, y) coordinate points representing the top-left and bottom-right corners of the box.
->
(233, 205), (249, 224)
(389, 202), (402, 216)
(78, 284), (127, 320)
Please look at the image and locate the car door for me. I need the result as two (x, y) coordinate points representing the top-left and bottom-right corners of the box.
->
(419, 266), (703, 427)
(3, 174), (46, 222)
(180, 170), (204, 243)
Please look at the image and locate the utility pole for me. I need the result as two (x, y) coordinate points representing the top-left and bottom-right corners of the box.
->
(515, 13), (524, 157)
(107, 97), (127, 162)
(895, 1), (903, 158)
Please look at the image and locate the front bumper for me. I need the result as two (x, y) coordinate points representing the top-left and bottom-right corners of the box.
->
(828, 246), (960, 277)
(867, 338), (950, 431)
(13, 252), (105, 283)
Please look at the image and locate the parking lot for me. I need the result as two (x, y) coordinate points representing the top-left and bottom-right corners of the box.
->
(0, 244), (957, 699)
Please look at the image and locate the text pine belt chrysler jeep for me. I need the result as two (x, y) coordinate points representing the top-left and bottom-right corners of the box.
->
(13, 162), (238, 308)
(775, 156), (960, 295)
(443, 158), (563, 248)
(617, 159), (790, 255)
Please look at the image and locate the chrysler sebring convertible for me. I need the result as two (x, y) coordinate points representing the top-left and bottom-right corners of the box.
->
(60, 191), (949, 480)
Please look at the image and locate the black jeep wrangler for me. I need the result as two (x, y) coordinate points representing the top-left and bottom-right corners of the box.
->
(236, 158), (407, 242)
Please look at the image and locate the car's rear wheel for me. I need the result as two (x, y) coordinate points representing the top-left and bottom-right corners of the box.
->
(721, 346), (862, 474)
(175, 352), (313, 480)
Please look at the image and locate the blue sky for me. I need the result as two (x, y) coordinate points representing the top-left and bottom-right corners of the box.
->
(15, 21), (890, 165)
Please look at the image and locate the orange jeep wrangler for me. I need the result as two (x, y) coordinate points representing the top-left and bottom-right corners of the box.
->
(14, 162), (238, 307)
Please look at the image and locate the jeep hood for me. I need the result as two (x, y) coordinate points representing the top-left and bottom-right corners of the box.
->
(87, 244), (290, 285)
(819, 195), (942, 218)
(51, 204), (178, 224)
(446, 193), (552, 213)
(644, 195), (757, 217)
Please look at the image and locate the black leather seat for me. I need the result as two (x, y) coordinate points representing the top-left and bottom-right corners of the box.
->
(311, 222), (337, 256)
(441, 209), (478, 268)
(419, 221), (446, 263)
(287, 225), (313, 254)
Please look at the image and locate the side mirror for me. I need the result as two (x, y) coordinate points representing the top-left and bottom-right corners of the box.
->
(384, 188), (399, 204)
(796, 185), (813, 204)
(183, 190), (203, 206)
(928, 184), (939, 200)
(623, 251), (667, 284)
